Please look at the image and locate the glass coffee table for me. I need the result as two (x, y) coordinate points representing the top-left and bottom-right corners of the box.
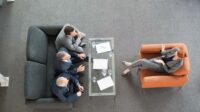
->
(88, 38), (116, 96)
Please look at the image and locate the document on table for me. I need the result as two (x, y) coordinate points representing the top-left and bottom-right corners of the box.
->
(96, 42), (111, 53)
(93, 59), (108, 69)
(97, 76), (114, 91)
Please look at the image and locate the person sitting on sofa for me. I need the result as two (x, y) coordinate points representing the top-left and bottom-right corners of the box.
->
(122, 46), (184, 76)
(55, 24), (86, 53)
(55, 47), (86, 76)
(51, 72), (84, 103)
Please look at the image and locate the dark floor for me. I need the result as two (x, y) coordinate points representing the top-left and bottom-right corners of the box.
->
(0, 0), (200, 112)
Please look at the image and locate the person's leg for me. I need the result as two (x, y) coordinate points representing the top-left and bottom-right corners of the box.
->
(134, 59), (163, 72)
(122, 59), (163, 75)
(122, 59), (147, 68)
(122, 59), (144, 75)
(74, 34), (86, 47)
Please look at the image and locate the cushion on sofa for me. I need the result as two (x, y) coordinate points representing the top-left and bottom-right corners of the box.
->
(27, 26), (48, 64)
(25, 61), (47, 100)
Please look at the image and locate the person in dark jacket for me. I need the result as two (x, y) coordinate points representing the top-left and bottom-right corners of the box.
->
(122, 46), (184, 76)
(51, 73), (84, 103)
(54, 47), (86, 76)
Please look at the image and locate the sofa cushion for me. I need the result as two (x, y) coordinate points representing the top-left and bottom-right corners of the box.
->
(25, 61), (47, 100)
(27, 26), (48, 64)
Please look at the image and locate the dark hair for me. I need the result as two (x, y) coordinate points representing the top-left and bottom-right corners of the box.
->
(64, 26), (75, 35)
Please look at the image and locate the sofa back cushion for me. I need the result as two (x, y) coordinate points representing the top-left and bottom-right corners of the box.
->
(46, 39), (57, 97)
(27, 26), (48, 64)
(25, 61), (47, 100)
(39, 26), (62, 37)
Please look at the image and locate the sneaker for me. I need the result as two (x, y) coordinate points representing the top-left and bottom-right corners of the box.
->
(121, 69), (131, 77)
(122, 61), (132, 67)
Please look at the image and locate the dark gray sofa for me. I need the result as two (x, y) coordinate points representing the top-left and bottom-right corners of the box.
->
(25, 25), (68, 104)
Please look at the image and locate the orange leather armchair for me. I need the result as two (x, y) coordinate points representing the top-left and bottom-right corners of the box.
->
(139, 43), (190, 88)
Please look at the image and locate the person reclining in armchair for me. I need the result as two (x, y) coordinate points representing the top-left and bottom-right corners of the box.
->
(122, 45), (184, 76)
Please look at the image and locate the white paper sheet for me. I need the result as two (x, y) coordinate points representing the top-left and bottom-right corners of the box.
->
(96, 42), (111, 53)
(93, 59), (108, 69)
(0, 73), (9, 87)
(97, 76), (114, 91)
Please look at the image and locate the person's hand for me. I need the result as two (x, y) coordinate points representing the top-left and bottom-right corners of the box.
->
(161, 45), (165, 52)
(77, 53), (86, 60)
(77, 91), (82, 97)
(76, 65), (85, 73)
(78, 85), (84, 92)
(78, 32), (86, 38)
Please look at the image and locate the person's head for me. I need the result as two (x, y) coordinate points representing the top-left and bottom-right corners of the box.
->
(56, 76), (69, 87)
(64, 26), (77, 37)
(56, 51), (71, 61)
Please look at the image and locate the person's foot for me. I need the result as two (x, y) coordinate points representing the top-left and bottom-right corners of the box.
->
(80, 43), (86, 48)
(121, 69), (131, 76)
(122, 61), (132, 67)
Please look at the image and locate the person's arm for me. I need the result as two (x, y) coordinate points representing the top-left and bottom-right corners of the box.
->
(64, 37), (84, 53)
(162, 65), (177, 74)
(51, 80), (79, 103)
(67, 68), (77, 75)
(70, 75), (81, 86)
(161, 48), (180, 56)
(75, 37), (82, 46)
(69, 51), (78, 57)
(57, 90), (79, 103)
(162, 59), (183, 74)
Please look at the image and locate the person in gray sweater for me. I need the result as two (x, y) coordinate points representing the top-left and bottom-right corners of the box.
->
(55, 24), (86, 53)
(122, 46), (184, 76)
